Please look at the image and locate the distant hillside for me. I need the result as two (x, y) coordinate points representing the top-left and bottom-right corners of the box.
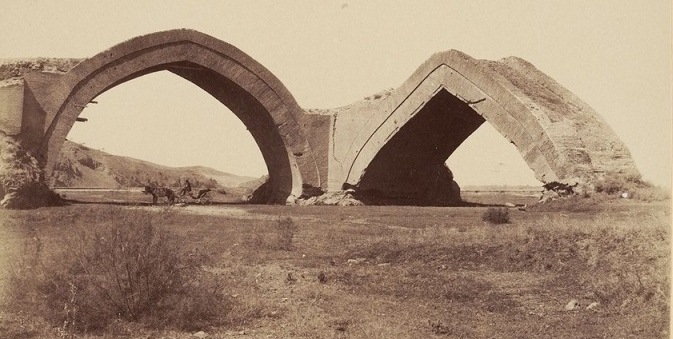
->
(173, 165), (258, 188)
(50, 140), (259, 188)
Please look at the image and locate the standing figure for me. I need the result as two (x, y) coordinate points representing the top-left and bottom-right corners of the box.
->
(178, 179), (192, 196)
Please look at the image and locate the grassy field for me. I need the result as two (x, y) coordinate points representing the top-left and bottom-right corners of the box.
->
(0, 197), (669, 338)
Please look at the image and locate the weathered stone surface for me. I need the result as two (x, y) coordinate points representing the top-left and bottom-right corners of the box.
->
(0, 30), (641, 207)
(565, 299), (580, 311)
(0, 80), (23, 135)
(9, 30), (325, 203)
(296, 189), (363, 206)
(192, 330), (208, 338)
(325, 50), (640, 204)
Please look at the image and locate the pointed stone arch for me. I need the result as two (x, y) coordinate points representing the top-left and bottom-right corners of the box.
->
(32, 29), (322, 203)
(334, 50), (639, 199)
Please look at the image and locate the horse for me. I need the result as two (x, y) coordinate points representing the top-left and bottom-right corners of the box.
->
(189, 188), (212, 200)
(177, 180), (214, 204)
(143, 186), (176, 204)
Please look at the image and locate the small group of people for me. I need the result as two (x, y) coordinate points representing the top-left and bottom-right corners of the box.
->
(178, 179), (212, 201)
(144, 180), (213, 205)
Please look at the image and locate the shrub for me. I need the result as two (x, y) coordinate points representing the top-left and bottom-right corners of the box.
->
(77, 155), (101, 170)
(627, 184), (670, 201)
(275, 217), (296, 251)
(9, 211), (231, 333)
(594, 174), (669, 201)
(482, 207), (510, 224)
(594, 177), (625, 195)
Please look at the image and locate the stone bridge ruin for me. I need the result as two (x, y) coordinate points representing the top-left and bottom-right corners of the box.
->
(0, 29), (640, 207)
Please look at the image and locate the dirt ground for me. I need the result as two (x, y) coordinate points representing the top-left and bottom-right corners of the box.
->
(0, 195), (669, 339)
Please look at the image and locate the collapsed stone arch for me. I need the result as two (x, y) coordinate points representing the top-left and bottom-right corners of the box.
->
(34, 29), (322, 203)
(2, 35), (641, 208)
(341, 50), (639, 203)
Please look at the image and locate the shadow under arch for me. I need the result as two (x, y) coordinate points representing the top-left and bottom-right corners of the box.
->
(356, 89), (485, 205)
(35, 29), (321, 203)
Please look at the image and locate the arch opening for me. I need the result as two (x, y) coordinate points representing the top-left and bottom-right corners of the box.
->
(447, 123), (542, 188)
(54, 71), (267, 197)
(356, 89), (541, 206)
(36, 30), (319, 204)
(46, 62), (288, 202)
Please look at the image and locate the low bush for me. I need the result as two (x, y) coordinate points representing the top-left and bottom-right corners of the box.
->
(8, 210), (231, 334)
(482, 207), (510, 224)
(594, 174), (670, 201)
(77, 155), (101, 170)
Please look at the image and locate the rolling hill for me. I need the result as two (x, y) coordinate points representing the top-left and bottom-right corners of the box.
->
(50, 140), (260, 189)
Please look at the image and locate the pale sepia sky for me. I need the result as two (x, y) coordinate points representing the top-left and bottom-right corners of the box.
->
(1, 1), (671, 187)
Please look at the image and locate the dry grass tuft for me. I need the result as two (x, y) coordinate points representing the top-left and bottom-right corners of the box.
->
(6, 207), (232, 334)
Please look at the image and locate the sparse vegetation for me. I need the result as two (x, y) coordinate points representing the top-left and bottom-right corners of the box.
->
(593, 174), (670, 201)
(0, 200), (669, 338)
(531, 194), (606, 212)
(7, 208), (231, 334)
(0, 58), (81, 80)
(482, 207), (510, 224)
(76, 155), (101, 170)
(0, 133), (63, 209)
(274, 217), (296, 251)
